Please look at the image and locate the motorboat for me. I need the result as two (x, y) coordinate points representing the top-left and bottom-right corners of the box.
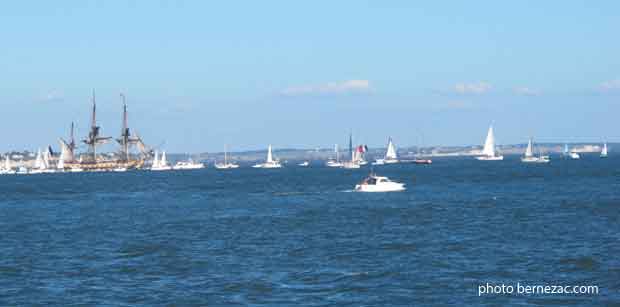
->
(298, 161), (310, 167)
(174, 158), (205, 170)
(414, 159), (433, 164)
(355, 173), (406, 192)
(252, 145), (282, 168)
(476, 125), (504, 161)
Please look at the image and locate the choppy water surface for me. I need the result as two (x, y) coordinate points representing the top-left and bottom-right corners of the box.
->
(1, 156), (619, 306)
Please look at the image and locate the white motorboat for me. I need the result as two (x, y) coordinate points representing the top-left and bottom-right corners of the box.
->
(113, 167), (127, 172)
(521, 138), (550, 163)
(252, 145), (282, 168)
(214, 146), (239, 169)
(601, 142), (608, 158)
(174, 160), (205, 170)
(151, 150), (172, 171)
(476, 125), (504, 161)
(355, 173), (406, 192)
(298, 161), (310, 167)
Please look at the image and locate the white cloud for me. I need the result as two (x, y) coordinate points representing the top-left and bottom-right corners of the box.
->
(600, 79), (620, 91)
(514, 87), (540, 96)
(38, 89), (64, 103)
(454, 82), (492, 94)
(280, 80), (372, 96)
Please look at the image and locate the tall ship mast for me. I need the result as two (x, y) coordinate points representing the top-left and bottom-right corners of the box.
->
(83, 90), (111, 161)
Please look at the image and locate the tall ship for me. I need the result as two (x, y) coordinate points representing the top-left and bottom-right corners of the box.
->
(64, 92), (149, 171)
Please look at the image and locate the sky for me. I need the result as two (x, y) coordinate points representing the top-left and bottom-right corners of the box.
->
(1, 1), (619, 153)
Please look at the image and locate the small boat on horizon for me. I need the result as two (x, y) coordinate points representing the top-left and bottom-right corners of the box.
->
(326, 144), (343, 167)
(151, 150), (172, 171)
(215, 145), (239, 169)
(476, 125), (504, 161)
(521, 138), (550, 163)
(373, 137), (399, 165)
(252, 145), (282, 168)
(601, 142), (608, 158)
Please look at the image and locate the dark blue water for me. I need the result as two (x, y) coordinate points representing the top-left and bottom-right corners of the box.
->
(1, 155), (618, 306)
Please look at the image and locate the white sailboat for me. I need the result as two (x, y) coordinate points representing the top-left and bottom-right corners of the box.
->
(476, 125), (504, 161)
(601, 142), (608, 158)
(252, 145), (282, 168)
(326, 144), (343, 167)
(374, 137), (399, 165)
(29, 148), (46, 174)
(0, 155), (16, 175)
(521, 138), (550, 163)
(214, 146), (239, 169)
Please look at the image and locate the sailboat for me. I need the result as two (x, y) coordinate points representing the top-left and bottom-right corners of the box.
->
(565, 144), (580, 159)
(215, 145), (239, 169)
(326, 144), (343, 167)
(600, 142), (608, 158)
(151, 150), (172, 171)
(0, 155), (16, 175)
(374, 137), (399, 165)
(252, 145), (282, 168)
(476, 125), (504, 161)
(521, 138), (550, 163)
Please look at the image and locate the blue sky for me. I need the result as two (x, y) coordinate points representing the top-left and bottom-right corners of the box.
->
(1, 1), (619, 152)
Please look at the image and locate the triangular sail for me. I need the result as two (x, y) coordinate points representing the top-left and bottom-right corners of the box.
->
(4, 155), (10, 170)
(385, 137), (397, 159)
(564, 144), (569, 155)
(34, 148), (44, 169)
(335, 144), (339, 162)
(602, 143), (608, 155)
(267, 145), (273, 163)
(161, 151), (167, 166)
(482, 126), (496, 156)
(524, 138), (533, 158)
(153, 151), (160, 167)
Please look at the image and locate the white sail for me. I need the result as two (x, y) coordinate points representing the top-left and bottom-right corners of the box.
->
(34, 148), (44, 169)
(161, 151), (168, 166)
(335, 144), (339, 162)
(602, 142), (608, 156)
(267, 145), (274, 163)
(481, 126), (496, 156)
(43, 150), (50, 169)
(153, 151), (160, 168)
(564, 144), (569, 155)
(4, 155), (10, 170)
(524, 138), (533, 158)
(385, 138), (397, 160)
(57, 154), (64, 169)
